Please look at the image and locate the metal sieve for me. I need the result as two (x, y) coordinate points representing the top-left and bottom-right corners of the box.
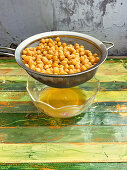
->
(0, 31), (114, 88)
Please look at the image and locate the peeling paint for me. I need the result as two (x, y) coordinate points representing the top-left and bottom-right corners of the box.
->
(0, 0), (127, 55)
(99, 0), (117, 16)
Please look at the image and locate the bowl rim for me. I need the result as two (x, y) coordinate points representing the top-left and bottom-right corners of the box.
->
(15, 31), (108, 78)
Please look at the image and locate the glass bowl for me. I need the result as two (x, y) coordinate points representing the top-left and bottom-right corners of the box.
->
(26, 75), (100, 118)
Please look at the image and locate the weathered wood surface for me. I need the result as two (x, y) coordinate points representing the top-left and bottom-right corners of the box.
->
(0, 163), (127, 170)
(0, 57), (127, 165)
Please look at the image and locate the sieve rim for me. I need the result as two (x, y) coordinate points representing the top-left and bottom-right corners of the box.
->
(15, 31), (108, 78)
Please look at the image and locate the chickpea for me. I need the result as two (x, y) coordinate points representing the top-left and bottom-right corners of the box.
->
(54, 59), (60, 64)
(71, 59), (77, 65)
(54, 41), (57, 45)
(82, 59), (87, 65)
(85, 63), (90, 69)
(73, 69), (77, 73)
(62, 43), (67, 47)
(64, 51), (70, 58)
(48, 43), (52, 47)
(44, 43), (47, 46)
(45, 46), (50, 50)
(67, 60), (71, 65)
(59, 50), (64, 55)
(80, 51), (85, 56)
(64, 64), (69, 69)
(61, 60), (67, 65)
(49, 60), (53, 64)
(44, 65), (49, 69)
(27, 50), (32, 56)
(56, 37), (60, 42)
(30, 65), (36, 70)
(67, 54), (72, 60)
(69, 69), (74, 74)
(38, 43), (43, 46)
(43, 51), (48, 55)
(40, 39), (45, 43)
(59, 55), (65, 61)
(53, 55), (58, 61)
(48, 50), (54, 55)
(71, 54), (76, 59)
(54, 51), (58, 56)
(28, 59), (34, 66)
(74, 44), (80, 49)
(21, 55), (26, 60)
(36, 56), (41, 62)
(80, 56), (84, 62)
(65, 68), (69, 73)
(95, 57), (100, 62)
(58, 42), (61, 46)
(25, 64), (29, 67)
(33, 61), (37, 65)
(47, 54), (52, 60)
(53, 67), (59, 74)
(76, 49), (79, 53)
(91, 58), (95, 64)
(22, 50), (27, 55)
(81, 65), (87, 71)
(52, 63), (58, 67)
(68, 47), (75, 53)
(45, 39), (49, 43)
(42, 57), (49, 64)
(79, 48), (84, 52)
(84, 55), (88, 60)
(24, 56), (31, 62)
(36, 46), (41, 50)
(48, 39), (53, 43)
(76, 69), (81, 73)
(37, 54), (43, 59)
(41, 69), (46, 73)
(59, 70), (65, 75)
(69, 65), (74, 69)
(37, 64), (43, 69)
(75, 64), (80, 69)
(51, 46), (55, 52)
(37, 50), (41, 55)
(35, 68), (41, 72)
(46, 68), (52, 74)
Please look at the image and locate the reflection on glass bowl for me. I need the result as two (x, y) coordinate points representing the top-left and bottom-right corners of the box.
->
(27, 75), (100, 118)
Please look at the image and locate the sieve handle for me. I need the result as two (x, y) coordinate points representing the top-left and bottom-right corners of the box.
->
(0, 46), (15, 57)
(102, 41), (114, 50)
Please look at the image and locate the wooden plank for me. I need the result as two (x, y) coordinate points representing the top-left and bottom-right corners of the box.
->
(1, 126), (127, 143)
(0, 69), (26, 75)
(0, 81), (127, 92)
(0, 92), (30, 101)
(0, 101), (37, 113)
(0, 75), (27, 81)
(0, 81), (27, 91)
(1, 143), (127, 163)
(0, 102), (127, 126)
(0, 163), (127, 170)
(95, 91), (127, 102)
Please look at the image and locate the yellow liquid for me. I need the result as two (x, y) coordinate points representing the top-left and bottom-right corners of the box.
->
(39, 87), (86, 108)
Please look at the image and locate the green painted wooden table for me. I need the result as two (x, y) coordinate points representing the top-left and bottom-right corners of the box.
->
(0, 56), (127, 169)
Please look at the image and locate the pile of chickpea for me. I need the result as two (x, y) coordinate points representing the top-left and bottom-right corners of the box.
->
(21, 37), (100, 75)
